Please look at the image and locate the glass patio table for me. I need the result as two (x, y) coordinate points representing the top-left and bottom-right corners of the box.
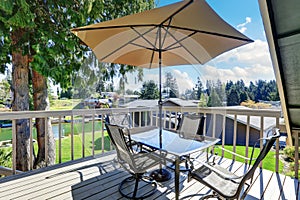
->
(130, 127), (220, 200)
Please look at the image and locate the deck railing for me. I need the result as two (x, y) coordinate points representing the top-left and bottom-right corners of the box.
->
(0, 106), (298, 178)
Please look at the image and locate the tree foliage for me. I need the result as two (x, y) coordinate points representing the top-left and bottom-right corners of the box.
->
(0, 0), (154, 88)
(163, 72), (179, 98)
(225, 79), (279, 106)
(0, 0), (155, 170)
(191, 76), (203, 100)
(140, 80), (159, 99)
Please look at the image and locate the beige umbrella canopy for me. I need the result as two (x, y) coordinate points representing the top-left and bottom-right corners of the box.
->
(72, 0), (253, 68)
(72, 0), (253, 182)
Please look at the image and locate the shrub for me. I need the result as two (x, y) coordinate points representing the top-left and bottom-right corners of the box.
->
(0, 148), (12, 168)
(283, 146), (300, 161)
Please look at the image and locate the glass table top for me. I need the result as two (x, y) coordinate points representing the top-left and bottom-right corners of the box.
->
(131, 128), (220, 157)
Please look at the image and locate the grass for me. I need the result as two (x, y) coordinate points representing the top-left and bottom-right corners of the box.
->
(0, 120), (113, 164)
(1, 131), (112, 167)
(54, 131), (112, 163)
(49, 99), (83, 110)
(214, 145), (284, 173)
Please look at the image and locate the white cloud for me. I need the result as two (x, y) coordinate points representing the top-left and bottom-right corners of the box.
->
(172, 69), (194, 93)
(237, 17), (252, 33)
(199, 64), (274, 86)
(213, 39), (272, 66)
(200, 40), (275, 85)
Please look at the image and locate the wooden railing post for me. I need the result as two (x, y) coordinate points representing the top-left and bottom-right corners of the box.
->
(45, 117), (48, 167)
(232, 114), (237, 160)
(82, 115), (85, 158)
(29, 118), (33, 170)
(245, 115), (250, 163)
(275, 117), (280, 172)
(221, 114), (226, 157)
(12, 119), (16, 175)
(294, 130), (299, 179)
(58, 116), (62, 163)
(92, 114), (95, 156)
(260, 116), (264, 168)
(71, 115), (74, 160)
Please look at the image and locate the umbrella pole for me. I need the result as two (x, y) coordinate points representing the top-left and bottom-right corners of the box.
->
(149, 26), (171, 182)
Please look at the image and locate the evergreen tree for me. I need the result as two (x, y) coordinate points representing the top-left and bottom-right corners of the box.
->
(192, 76), (203, 100)
(248, 81), (256, 100)
(163, 72), (179, 98)
(227, 86), (240, 106)
(207, 88), (222, 107)
(140, 80), (159, 99)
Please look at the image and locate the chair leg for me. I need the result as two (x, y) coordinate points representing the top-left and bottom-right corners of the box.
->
(119, 174), (157, 199)
(199, 192), (222, 200)
(132, 175), (139, 198)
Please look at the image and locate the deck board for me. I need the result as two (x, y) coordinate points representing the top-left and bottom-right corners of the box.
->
(0, 151), (298, 200)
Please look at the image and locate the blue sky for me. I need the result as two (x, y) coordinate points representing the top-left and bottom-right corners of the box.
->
(123, 0), (275, 94)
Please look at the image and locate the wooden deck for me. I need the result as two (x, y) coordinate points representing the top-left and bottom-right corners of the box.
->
(0, 151), (298, 200)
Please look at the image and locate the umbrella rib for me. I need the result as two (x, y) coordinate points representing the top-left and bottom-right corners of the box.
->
(73, 24), (252, 43)
(161, 28), (203, 64)
(131, 27), (157, 50)
(165, 25), (254, 42)
(160, 0), (194, 26)
(163, 28), (197, 50)
(100, 26), (157, 61)
(131, 26), (160, 69)
(161, 17), (173, 50)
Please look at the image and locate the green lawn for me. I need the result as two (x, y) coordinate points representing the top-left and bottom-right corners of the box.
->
(0, 131), (112, 168)
(54, 131), (112, 163)
(0, 120), (104, 141)
(214, 145), (284, 173)
(49, 99), (83, 110)
(0, 120), (113, 164)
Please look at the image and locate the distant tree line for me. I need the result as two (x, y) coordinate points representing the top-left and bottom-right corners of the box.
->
(138, 72), (280, 107)
(201, 79), (279, 107)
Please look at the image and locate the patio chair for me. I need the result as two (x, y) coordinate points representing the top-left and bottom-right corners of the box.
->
(187, 128), (280, 199)
(108, 112), (133, 128)
(107, 113), (140, 151)
(178, 114), (205, 138)
(168, 114), (206, 171)
(105, 123), (165, 199)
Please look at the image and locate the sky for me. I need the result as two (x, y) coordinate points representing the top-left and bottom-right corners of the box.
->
(124, 0), (275, 94)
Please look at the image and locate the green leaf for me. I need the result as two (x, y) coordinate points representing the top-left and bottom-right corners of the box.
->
(0, 0), (13, 15)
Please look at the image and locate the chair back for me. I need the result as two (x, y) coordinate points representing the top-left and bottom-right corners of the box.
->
(235, 128), (280, 197)
(108, 113), (132, 128)
(178, 114), (205, 138)
(105, 123), (135, 169)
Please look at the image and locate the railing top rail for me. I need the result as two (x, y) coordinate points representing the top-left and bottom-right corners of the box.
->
(0, 107), (158, 120)
(162, 106), (281, 117)
(0, 106), (281, 120)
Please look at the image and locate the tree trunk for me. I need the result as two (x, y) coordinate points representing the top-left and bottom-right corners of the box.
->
(11, 28), (31, 171)
(32, 70), (56, 168)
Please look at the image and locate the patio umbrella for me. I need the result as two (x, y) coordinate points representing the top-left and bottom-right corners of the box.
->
(71, 0), (253, 180)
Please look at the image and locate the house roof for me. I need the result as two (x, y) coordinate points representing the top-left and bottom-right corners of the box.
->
(120, 99), (158, 108)
(163, 98), (198, 107)
(120, 98), (198, 108)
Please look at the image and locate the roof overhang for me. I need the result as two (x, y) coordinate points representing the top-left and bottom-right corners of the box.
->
(259, 0), (300, 145)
